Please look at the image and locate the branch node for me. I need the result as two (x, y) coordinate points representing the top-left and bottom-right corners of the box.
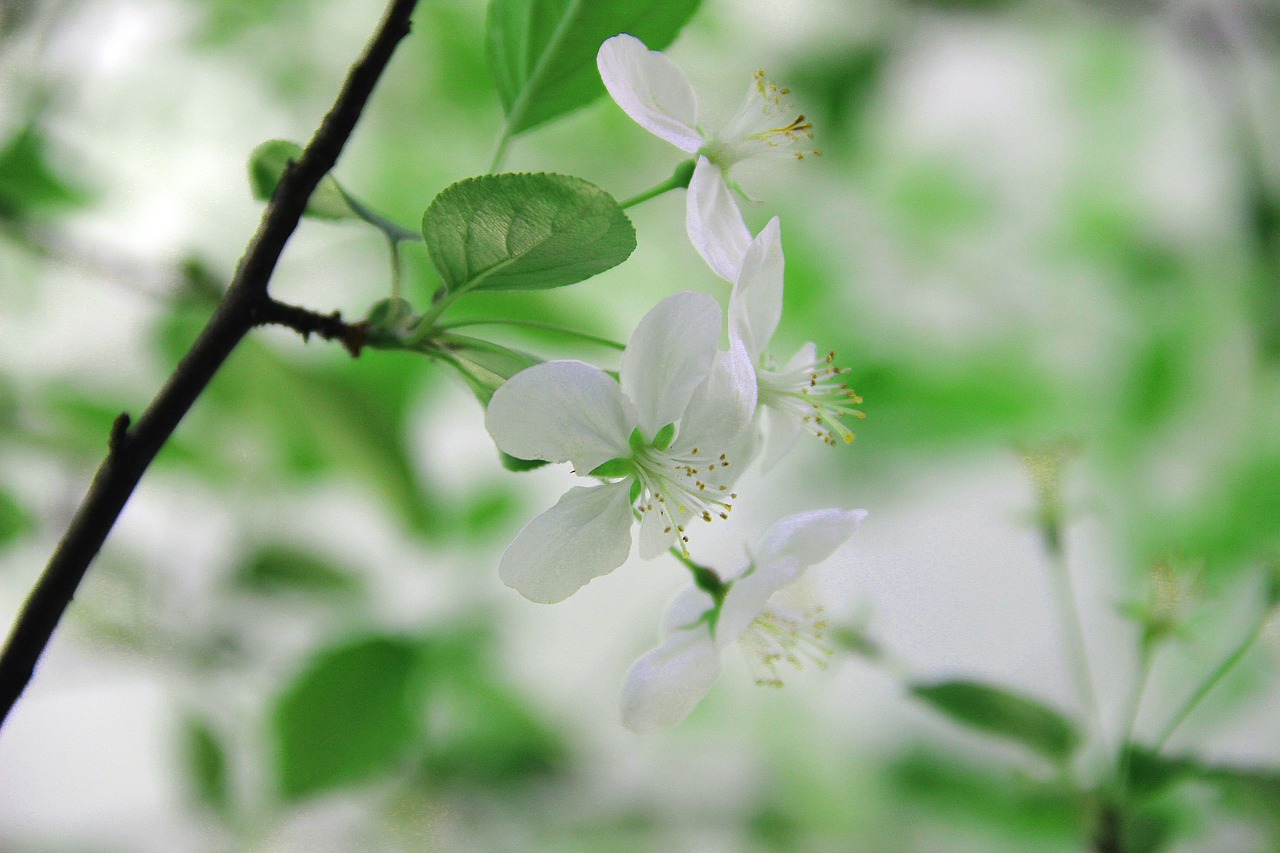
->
(109, 412), (132, 456)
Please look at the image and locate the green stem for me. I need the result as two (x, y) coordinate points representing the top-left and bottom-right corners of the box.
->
(1042, 525), (1105, 751)
(1116, 637), (1156, 790)
(386, 235), (403, 301)
(438, 318), (625, 350)
(1151, 605), (1269, 752)
(338, 187), (421, 243)
(619, 159), (697, 210)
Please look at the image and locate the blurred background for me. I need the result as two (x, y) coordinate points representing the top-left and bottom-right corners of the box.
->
(1, 0), (1279, 850)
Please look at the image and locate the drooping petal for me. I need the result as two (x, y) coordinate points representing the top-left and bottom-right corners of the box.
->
(661, 585), (716, 634)
(486, 360), (632, 474)
(597, 34), (703, 153)
(729, 217), (784, 363)
(671, 338), (757, 456)
(498, 481), (636, 603)
(620, 291), (722, 440)
(717, 508), (865, 641)
(756, 401), (804, 473)
(620, 626), (722, 733)
(686, 156), (752, 282)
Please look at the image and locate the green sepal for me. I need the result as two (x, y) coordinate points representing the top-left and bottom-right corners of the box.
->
(588, 457), (634, 479)
(628, 427), (647, 454)
(629, 479), (642, 504)
(500, 452), (550, 472)
(653, 423), (676, 451)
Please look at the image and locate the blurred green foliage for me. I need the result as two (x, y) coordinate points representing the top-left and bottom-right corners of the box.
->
(2, 0), (1280, 850)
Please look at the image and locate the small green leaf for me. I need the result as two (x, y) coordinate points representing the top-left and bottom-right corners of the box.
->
(487, 0), (703, 137)
(423, 173), (635, 294)
(588, 456), (634, 478)
(232, 546), (362, 597)
(910, 679), (1079, 764)
(653, 423), (676, 450)
(272, 636), (425, 799)
(500, 452), (551, 472)
(0, 125), (90, 220)
(248, 139), (355, 220)
(0, 489), (32, 548)
(183, 717), (231, 815)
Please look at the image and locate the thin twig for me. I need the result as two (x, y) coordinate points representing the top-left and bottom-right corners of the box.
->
(0, 0), (420, 730)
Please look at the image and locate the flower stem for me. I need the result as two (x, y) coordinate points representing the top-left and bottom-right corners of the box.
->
(438, 318), (625, 350)
(1042, 521), (1106, 752)
(1115, 637), (1156, 790)
(1151, 604), (1270, 752)
(619, 159), (697, 210)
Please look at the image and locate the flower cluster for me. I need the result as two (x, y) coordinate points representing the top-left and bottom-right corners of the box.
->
(484, 35), (867, 730)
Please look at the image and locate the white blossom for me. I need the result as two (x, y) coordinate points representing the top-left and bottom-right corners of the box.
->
(485, 292), (756, 603)
(731, 217), (864, 471)
(620, 508), (866, 733)
(598, 33), (817, 281)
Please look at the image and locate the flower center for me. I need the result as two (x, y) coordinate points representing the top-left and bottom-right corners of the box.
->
(758, 349), (865, 446)
(739, 602), (832, 687)
(705, 69), (819, 169)
(632, 442), (738, 554)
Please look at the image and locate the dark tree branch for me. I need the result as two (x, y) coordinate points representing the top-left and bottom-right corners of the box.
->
(0, 0), (419, 730)
(255, 298), (368, 356)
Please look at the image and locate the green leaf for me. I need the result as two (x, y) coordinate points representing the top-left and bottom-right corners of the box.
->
(247, 139), (355, 220)
(183, 717), (231, 815)
(910, 679), (1080, 764)
(272, 635), (425, 799)
(0, 125), (90, 220)
(423, 173), (635, 294)
(231, 546), (362, 597)
(487, 0), (703, 137)
(0, 489), (32, 548)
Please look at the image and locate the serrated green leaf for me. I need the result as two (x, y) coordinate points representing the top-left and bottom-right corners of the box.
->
(232, 546), (362, 596)
(911, 679), (1080, 764)
(247, 139), (355, 220)
(272, 635), (425, 800)
(423, 173), (634, 294)
(183, 717), (231, 815)
(487, 0), (703, 137)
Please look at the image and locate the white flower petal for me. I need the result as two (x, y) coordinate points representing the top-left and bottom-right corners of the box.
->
(729, 217), (784, 363)
(672, 338), (757, 455)
(498, 481), (636, 603)
(486, 360), (631, 474)
(598, 34), (702, 152)
(686, 156), (752, 282)
(785, 341), (818, 371)
(757, 401), (804, 473)
(718, 508), (865, 639)
(638, 500), (690, 560)
(620, 627), (722, 733)
(621, 291), (722, 440)
(662, 585), (716, 635)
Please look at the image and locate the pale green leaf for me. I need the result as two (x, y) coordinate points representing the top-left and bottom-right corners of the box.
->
(487, 0), (702, 137)
(422, 173), (634, 293)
